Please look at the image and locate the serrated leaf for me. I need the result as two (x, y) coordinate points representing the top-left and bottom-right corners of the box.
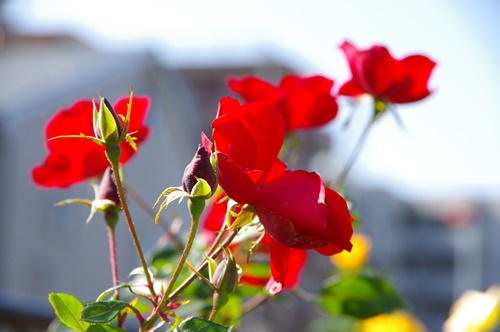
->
(81, 300), (128, 324)
(175, 317), (232, 332)
(318, 271), (406, 319)
(87, 325), (127, 332)
(48, 293), (89, 332)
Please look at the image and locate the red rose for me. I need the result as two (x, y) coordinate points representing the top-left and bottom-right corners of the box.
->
(32, 96), (150, 188)
(211, 97), (352, 293)
(339, 41), (436, 104)
(227, 74), (338, 131)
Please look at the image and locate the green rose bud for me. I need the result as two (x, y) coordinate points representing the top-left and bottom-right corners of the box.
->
(93, 97), (124, 147)
(212, 250), (240, 295)
(209, 250), (241, 318)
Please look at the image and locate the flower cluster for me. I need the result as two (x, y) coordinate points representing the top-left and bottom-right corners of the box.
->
(206, 96), (353, 293)
(32, 40), (437, 331)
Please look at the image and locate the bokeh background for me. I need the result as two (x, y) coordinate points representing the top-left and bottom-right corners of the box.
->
(1, 0), (499, 331)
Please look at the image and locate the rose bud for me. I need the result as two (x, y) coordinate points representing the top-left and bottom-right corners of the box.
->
(97, 166), (120, 207)
(93, 97), (124, 146)
(212, 251), (240, 295)
(182, 144), (217, 198)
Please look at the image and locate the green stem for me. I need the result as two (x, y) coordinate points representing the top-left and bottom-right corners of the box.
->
(336, 120), (372, 185)
(169, 227), (239, 301)
(156, 198), (204, 313)
(337, 100), (387, 186)
(143, 226), (239, 329)
(106, 147), (156, 297)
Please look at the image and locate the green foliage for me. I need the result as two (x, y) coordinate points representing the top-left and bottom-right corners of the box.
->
(81, 300), (128, 324)
(174, 317), (232, 332)
(48, 293), (90, 332)
(318, 271), (406, 319)
(150, 246), (183, 278)
(215, 294), (243, 327)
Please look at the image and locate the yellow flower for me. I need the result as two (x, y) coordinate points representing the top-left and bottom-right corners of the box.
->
(331, 233), (371, 271)
(360, 312), (427, 332)
(443, 286), (500, 332)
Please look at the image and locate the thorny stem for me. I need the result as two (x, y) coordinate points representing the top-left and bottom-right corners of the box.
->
(105, 219), (122, 326)
(105, 223), (120, 296)
(106, 148), (156, 298)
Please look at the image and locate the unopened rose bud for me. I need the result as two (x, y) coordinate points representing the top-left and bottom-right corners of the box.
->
(97, 167), (120, 207)
(93, 97), (124, 146)
(182, 144), (217, 197)
(209, 251), (241, 318)
(212, 251), (240, 295)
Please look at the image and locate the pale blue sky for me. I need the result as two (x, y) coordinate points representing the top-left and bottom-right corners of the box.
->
(4, 0), (500, 201)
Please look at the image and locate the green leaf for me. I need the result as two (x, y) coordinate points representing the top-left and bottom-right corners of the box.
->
(87, 325), (127, 332)
(216, 294), (242, 327)
(48, 293), (90, 332)
(318, 271), (406, 319)
(81, 300), (128, 324)
(175, 317), (232, 332)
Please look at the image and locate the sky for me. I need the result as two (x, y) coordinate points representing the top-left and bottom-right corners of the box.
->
(3, 0), (500, 202)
